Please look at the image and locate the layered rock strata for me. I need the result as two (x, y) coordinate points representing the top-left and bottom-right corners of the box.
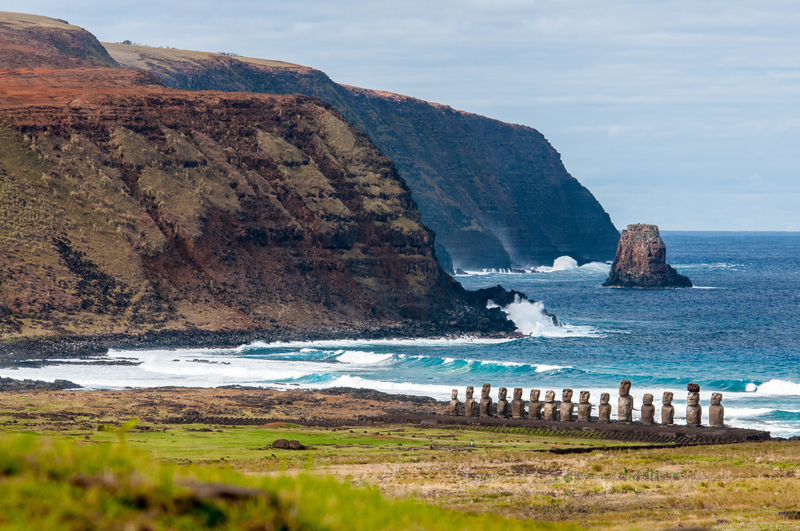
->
(103, 41), (620, 270)
(0, 15), (526, 339)
(603, 224), (692, 289)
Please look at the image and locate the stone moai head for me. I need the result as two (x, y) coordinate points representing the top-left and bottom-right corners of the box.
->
(562, 388), (573, 402)
(530, 389), (541, 402)
(711, 392), (722, 405)
(545, 390), (555, 403)
(466, 386), (474, 399)
(643, 393), (654, 405)
(451, 389), (458, 400)
(663, 392), (673, 405)
(481, 384), (491, 398)
(498, 387), (507, 400)
(579, 390), (590, 403)
(688, 392), (700, 406)
(619, 380), (631, 396)
(600, 392), (610, 405)
(514, 388), (523, 400)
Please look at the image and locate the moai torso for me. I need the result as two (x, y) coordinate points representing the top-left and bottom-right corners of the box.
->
(598, 393), (611, 422)
(618, 380), (633, 422)
(496, 387), (510, 417)
(543, 390), (558, 421)
(577, 390), (592, 421)
(709, 392), (724, 427)
(528, 389), (543, 419)
(560, 389), (574, 421)
(511, 388), (526, 419)
(641, 393), (655, 424)
(479, 383), (493, 417)
(464, 386), (476, 417)
(661, 392), (675, 425)
(686, 391), (702, 426)
(449, 389), (461, 416)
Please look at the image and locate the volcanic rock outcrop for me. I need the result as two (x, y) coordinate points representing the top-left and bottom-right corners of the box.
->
(603, 224), (692, 289)
(0, 12), (525, 340)
(102, 42), (620, 270)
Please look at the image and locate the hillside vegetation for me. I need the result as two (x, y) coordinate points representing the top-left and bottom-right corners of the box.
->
(102, 41), (620, 270)
(0, 433), (575, 531)
(0, 13), (520, 341)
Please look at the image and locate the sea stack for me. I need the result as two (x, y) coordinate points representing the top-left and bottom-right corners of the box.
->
(603, 224), (692, 288)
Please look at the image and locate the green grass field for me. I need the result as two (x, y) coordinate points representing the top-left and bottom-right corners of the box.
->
(0, 431), (577, 530)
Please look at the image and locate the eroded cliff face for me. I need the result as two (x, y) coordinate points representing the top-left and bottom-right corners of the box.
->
(0, 11), (117, 69)
(103, 43), (620, 270)
(603, 224), (692, 289)
(0, 19), (520, 338)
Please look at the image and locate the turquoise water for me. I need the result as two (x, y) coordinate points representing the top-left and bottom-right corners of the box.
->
(3, 232), (799, 437)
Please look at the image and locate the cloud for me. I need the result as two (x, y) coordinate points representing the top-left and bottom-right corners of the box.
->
(3, 0), (799, 230)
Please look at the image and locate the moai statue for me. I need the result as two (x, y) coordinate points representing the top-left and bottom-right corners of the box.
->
(497, 387), (510, 418)
(543, 390), (558, 420)
(511, 388), (526, 419)
(709, 392), (724, 427)
(449, 389), (461, 416)
(661, 392), (675, 425)
(560, 389), (575, 421)
(479, 383), (493, 417)
(641, 393), (655, 424)
(686, 391), (702, 426)
(618, 380), (634, 423)
(464, 386), (476, 417)
(528, 389), (543, 419)
(577, 390), (592, 421)
(598, 393), (611, 422)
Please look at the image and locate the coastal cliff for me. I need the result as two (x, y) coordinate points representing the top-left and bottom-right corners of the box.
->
(103, 42), (620, 270)
(603, 224), (692, 289)
(0, 12), (522, 341)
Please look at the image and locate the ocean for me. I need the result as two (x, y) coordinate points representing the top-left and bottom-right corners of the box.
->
(3, 231), (800, 437)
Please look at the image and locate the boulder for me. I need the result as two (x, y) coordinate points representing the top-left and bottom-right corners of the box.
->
(272, 439), (305, 450)
(603, 224), (692, 288)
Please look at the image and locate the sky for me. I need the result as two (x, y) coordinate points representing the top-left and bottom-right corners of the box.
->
(5, 1), (800, 231)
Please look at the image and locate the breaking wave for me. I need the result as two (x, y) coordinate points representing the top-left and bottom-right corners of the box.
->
(488, 295), (602, 338)
(754, 379), (800, 396)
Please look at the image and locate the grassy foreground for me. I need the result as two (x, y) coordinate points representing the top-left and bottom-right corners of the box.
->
(3, 387), (800, 530)
(0, 432), (575, 531)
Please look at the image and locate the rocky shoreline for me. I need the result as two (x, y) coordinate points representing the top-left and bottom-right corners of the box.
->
(0, 323), (523, 365)
(0, 377), (81, 392)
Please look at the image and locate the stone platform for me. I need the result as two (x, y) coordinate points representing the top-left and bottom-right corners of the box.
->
(163, 412), (770, 446)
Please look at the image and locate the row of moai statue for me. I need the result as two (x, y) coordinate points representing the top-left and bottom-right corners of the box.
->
(449, 381), (725, 427)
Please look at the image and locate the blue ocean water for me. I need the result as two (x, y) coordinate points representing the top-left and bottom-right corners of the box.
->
(3, 232), (800, 436)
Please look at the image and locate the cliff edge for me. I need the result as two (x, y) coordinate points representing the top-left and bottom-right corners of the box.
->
(0, 12), (524, 341)
(603, 224), (692, 289)
(103, 42), (620, 270)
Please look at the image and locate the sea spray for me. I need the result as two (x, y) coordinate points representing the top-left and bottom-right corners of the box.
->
(487, 295), (561, 336)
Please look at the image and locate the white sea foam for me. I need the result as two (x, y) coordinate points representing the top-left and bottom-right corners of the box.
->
(335, 351), (394, 365)
(724, 407), (775, 417)
(323, 375), (455, 398)
(535, 257), (610, 274)
(536, 256), (579, 272)
(745, 383), (757, 392)
(755, 379), (800, 396)
(534, 364), (572, 373)
(488, 295), (602, 338)
(233, 336), (517, 352)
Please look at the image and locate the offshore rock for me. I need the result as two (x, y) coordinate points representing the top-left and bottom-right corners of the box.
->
(603, 224), (692, 289)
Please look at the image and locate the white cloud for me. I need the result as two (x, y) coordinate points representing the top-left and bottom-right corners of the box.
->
(3, 0), (800, 230)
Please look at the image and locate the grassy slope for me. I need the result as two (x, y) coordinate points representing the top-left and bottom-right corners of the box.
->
(0, 433), (575, 531)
